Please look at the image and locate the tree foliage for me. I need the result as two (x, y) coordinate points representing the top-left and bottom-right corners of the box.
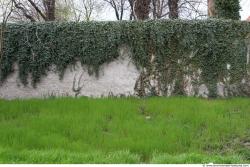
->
(214, 0), (240, 20)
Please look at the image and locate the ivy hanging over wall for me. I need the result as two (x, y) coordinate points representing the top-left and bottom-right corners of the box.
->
(0, 20), (250, 97)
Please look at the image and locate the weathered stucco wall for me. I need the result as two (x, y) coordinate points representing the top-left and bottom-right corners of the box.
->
(0, 44), (250, 99)
(0, 55), (140, 99)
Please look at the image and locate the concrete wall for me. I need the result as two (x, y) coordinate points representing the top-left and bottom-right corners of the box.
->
(0, 55), (140, 99)
(0, 44), (249, 99)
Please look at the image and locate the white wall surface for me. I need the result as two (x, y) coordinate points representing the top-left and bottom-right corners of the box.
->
(0, 55), (140, 99)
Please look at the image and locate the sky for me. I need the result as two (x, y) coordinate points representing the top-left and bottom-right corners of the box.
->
(240, 0), (250, 20)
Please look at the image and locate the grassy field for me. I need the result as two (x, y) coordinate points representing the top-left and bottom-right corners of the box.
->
(0, 97), (249, 163)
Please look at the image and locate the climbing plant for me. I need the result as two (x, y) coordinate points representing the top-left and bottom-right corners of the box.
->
(0, 20), (250, 97)
(215, 0), (241, 20)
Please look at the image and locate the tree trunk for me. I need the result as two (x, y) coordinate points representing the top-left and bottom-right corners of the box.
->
(134, 0), (151, 20)
(128, 0), (135, 20)
(208, 0), (215, 17)
(44, 0), (56, 21)
(168, 0), (179, 19)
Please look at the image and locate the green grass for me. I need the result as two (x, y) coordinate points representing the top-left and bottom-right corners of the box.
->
(0, 97), (249, 163)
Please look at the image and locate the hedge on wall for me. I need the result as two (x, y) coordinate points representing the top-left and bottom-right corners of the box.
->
(0, 20), (250, 97)
(215, 0), (241, 20)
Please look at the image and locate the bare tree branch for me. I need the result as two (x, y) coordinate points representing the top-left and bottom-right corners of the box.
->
(27, 0), (47, 20)
(12, 0), (36, 21)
